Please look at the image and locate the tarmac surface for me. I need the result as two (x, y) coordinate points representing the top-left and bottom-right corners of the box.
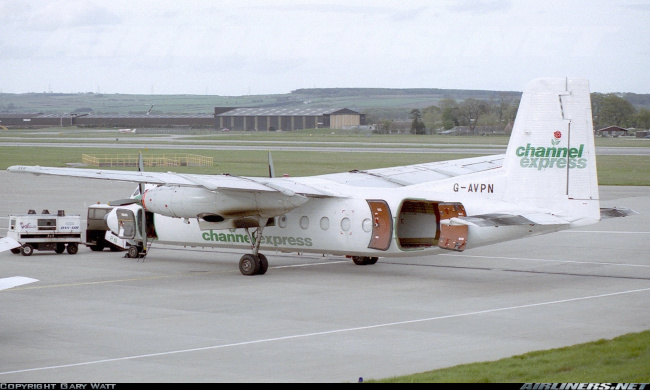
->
(0, 172), (648, 383)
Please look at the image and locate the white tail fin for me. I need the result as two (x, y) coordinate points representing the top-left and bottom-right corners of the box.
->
(503, 78), (599, 226)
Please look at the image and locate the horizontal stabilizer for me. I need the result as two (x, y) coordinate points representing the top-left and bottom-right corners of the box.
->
(449, 212), (570, 227)
(600, 207), (638, 219)
(0, 237), (21, 252)
(0, 276), (38, 291)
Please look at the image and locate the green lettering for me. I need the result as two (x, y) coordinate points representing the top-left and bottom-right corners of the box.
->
(535, 147), (546, 157)
(545, 147), (556, 157)
(525, 143), (534, 156)
(516, 146), (525, 157)
(520, 157), (530, 167)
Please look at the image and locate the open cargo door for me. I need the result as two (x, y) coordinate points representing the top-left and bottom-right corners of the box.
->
(438, 202), (468, 251)
(366, 200), (392, 251)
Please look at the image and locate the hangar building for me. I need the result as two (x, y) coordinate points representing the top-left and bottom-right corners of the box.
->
(215, 107), (365, 131)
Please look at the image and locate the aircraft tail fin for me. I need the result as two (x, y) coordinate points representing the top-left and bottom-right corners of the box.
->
(503, 78), (599, 226)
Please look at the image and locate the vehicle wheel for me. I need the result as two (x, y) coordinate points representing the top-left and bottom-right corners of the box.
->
(128, 245), (140, 258)
(20, 244), (34, 256)
(257, 254), (268, 275)
(367, 257), (379, 265)
(66, 243), (79, 255)
(55, 243), (65, 254)
(239, 254), (260, 276)
(352, 256), (367, 265)
(10, 248), (20, 255)
(89, 244), (104, 252)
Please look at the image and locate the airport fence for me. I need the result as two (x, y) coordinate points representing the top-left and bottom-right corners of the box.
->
(82, 153), (213, 168)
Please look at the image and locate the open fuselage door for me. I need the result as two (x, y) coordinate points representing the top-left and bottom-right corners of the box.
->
(437, 202), (468, 251)
(366, 200), (393, 251)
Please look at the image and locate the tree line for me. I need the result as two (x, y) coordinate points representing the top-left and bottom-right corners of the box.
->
(372, 93), (650, 135)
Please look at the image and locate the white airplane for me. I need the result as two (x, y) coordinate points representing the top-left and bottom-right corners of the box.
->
(0, 237), (38, 290)
(119, 128), (137, 134)
(7, 78), (635, 276)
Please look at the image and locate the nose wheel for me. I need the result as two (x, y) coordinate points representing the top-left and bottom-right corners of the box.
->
(239, 253), (268, 275)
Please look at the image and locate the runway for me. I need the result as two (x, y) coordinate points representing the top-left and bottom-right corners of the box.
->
(1, 140), (650, 155)
(0, 172), (648, 382)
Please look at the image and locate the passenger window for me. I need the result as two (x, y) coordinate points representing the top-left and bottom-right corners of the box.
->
(362, 218), (372, 233)
(341, 217), (351, 231)
(278, 215), (288, 228)
(300, 216), (309, 230)
(320, 217), (330, 230)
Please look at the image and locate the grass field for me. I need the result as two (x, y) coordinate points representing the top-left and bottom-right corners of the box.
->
(369, 330), (650, 383)
(0, 146), (648, 185)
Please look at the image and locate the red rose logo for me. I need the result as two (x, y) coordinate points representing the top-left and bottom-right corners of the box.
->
(554, 131), (562, 139)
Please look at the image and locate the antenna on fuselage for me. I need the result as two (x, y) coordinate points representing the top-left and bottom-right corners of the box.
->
(268, 150), (275, 178)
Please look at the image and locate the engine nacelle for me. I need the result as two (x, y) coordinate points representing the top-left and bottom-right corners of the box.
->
(141, 186), (308, 221)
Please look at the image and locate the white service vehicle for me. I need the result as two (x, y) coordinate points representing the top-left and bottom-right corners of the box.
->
(7, 209), (82, 256)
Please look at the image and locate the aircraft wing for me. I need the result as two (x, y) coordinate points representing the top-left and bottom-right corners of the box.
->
(315, 154), (504, 187)
(8, 155), (504, 196)
(7, 165), (333, 197)
(0, 276), (38, 291)
(0, 237), (20, 253)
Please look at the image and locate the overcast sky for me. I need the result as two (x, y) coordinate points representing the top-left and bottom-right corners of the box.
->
(1, 0), (649, 96)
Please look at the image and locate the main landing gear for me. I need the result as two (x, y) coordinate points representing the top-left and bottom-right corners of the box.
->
(239, 226), (268, 276)
(351, 256), (378, 266)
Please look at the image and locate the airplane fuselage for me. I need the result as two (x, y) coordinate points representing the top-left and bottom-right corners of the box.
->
(150, 168), (585, 258)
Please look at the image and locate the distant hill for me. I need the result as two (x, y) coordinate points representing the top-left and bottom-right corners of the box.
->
(1, 88), (648, 121)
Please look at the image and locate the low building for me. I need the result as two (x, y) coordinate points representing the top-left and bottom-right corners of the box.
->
(0, 107), (364, 131)
(596, 126), (628, 137)
(214, 107), (364, 131)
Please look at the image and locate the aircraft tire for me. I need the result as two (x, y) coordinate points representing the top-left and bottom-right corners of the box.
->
(257, 254), (268, 275)
(66, 243), (79, 255)
(128, 245), (140, 258)
(239, 254), (260, 276)
(20, 244), (34, 256)
(352, 256), (367, 265)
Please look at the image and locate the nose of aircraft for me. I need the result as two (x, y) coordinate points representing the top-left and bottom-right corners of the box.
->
(105, 208), (120, 236)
